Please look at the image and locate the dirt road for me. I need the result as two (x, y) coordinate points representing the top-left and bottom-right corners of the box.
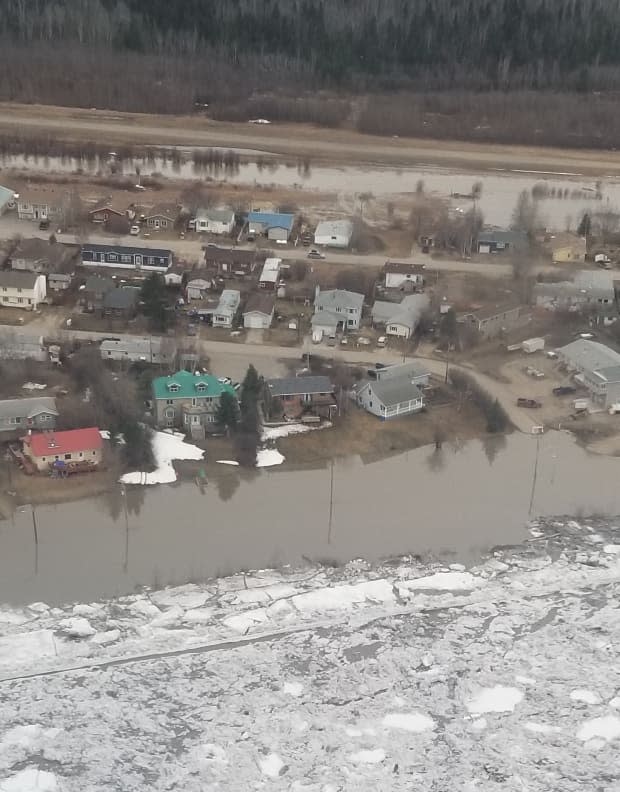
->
(2, 102), (620, 175)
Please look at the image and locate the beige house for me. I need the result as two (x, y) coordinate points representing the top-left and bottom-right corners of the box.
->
(547, 233), (587, 264)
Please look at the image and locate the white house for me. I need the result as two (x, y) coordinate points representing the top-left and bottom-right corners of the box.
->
(195, 208), (235, 235)
(0, 271), (47, 310)
(186, 275), (213, 301)
(100, 336), (177, 365)
(243, 293), (275, 329)
(312, 287), (364, 333)
(354, 361), (430, 419)
(314, 219), (354, 249)
(259, 258), (281, 290)
(384, 261), (426, 290)
(371, 294), (430, 339)
(17, 191), (64, 222)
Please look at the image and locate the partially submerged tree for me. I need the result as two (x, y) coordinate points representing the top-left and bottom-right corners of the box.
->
(511, 190), (539, 238)
(216, 390), (239, 434)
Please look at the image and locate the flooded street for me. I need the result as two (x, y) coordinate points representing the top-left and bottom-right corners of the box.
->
(2, 151), (619, 228)
(1, 430), (620, 606)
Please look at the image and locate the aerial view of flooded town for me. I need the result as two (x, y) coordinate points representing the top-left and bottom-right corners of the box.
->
(1, 3), (620, 790)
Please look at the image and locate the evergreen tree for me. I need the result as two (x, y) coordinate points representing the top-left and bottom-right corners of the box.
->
(216, 390), (239, 433)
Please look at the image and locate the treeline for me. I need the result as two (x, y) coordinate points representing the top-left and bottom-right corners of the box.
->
(4, 0), (620, 90)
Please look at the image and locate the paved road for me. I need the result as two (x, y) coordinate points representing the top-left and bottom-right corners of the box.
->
(0, 216), (559, 278)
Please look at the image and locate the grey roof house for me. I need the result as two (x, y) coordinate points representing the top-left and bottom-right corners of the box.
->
(312, 287), (364, 333)
(371, 294), (430, 339)
(101, 287), (140, 317)
(460, 302), (531, 339)
(101, 336), (177, 364)
(0, 396), (58, 436)
(477, 229), (528, 254)
(533, 270), (616, 312)
(557, 339), (620, 407)
(9, 238), (78, 274)
(195, 289), (241, 328)
(264, 376), (336, 420)
(353, 361), (430, 419)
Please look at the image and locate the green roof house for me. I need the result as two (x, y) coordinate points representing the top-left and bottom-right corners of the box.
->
(152, 370), (236, 439)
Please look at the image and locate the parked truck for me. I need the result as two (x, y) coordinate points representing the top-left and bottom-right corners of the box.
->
(522, 337), (545, 354)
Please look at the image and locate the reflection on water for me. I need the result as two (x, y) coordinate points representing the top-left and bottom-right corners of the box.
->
(1, 430), (620, 606)
(2, 151), (619, 228)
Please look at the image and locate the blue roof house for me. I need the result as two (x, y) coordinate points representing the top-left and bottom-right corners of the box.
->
(247, 211), (295, 242)
(0, 185), (16, 215)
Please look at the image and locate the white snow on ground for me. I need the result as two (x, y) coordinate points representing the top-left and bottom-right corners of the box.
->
(259, 753), (284, 777)
(382, 713), (435, 733)
(1, 519), (620, 789)
(467, 686), (524, 714)
(399, 571), (483, 591)
(216, 460), (240, 466)
(570, 689), (601, 705)
(261, 422), (331, 441)
(120, 430), (204, 485)
(58, 617), (95, 637)
(576, 716), (620, 743)
(256, 448), (285, 467)
(603, 544), (620, 554)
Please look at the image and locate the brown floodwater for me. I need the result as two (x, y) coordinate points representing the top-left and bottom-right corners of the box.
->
(1, 430), (619, 606)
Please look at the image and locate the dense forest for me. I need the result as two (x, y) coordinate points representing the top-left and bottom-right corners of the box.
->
(2, 0), (620, 146)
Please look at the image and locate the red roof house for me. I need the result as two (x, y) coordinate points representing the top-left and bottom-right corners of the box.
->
(22, 427), (103, 472)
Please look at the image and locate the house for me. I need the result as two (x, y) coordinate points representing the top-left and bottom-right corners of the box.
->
(100, 336), (177, 364)
(247, 211), (295, 242)
(101, 287), (140, 318)
(81, 243), (172, 272)
(210, 289), (240, 328)
(17, 191), (64, 222)
(195, 208), (235, 235)
(477, 229), (527, 254)
(243, 293), (275, 329)
(8, 238), (78, 275)
(264, 376), (336, 420)
(22, 427), (103, 473)
(204, 246), (263, 276)
(144, 205), (178, 230)
(460, 302), (531, 339)
(0, 333), (47, 362)
(353, 361), (430, 419)
(312, 287), (364, 334)
(314, 219), (354, 249)
(533, 270), (616, 312)
(0, 185), (16, 215)
(82, 275), (115, 311)
(186, 273), (214, 301)
(88, 202), (136, 226)
(0, 271), (47, 310)
(545, 232), (587, 264)
(152, 370), (237, 438)
(557, 339), (620, 407)
(164, 264), (187, 287)
(48, 273), (73, 291)
(259, 258), (281, 290)
(371, 294), (430, 339)
(383, 261), (426, 290)
(0, 397), (58, 437)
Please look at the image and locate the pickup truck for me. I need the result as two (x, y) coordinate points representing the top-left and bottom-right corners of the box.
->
(553, 386), (576, 396)
(517, 397), (542, 408)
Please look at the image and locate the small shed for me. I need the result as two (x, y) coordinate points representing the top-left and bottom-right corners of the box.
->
(243, 293), (275, 329)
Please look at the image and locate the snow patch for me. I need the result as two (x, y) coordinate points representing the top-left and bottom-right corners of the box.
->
(58, 617), (95, 638)
(570, 689), (601, 705)
(0, 630), (56, 667)
(262, 422), (330, 440)
(467, 686), (524, 714)
(0, 770), (58, 792)
(121, 430), (204, 485)
(577, 716), (620, 743)
(91, 629), (120, 646)
(603, 544), (620, 554)
(400, 571), (483, 592)
(609, 696), (620, 708)
(382, 712), (435, 733)
(283, 682), (303, 697)
(348, 748), (386, 764)
(259, 753), (285, 777)
(216, 460), (239, 466)
(256, 448), (285, 467)
(524, 722), (561, 734)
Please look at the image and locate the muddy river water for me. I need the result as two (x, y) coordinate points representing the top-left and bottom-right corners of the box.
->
(1, 430), (619, 606)
(2, 151), (620, 229)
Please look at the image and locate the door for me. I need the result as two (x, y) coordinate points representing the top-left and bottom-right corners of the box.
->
(135, 255), (142, 269)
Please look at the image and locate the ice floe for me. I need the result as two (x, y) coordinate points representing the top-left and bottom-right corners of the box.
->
(467, 686), (524, 714)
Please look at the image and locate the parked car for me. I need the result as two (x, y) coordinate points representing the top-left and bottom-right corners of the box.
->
(307, 249), (326, 259)
(38, 218), (50, 230)
(517, 398), (542, 408)
(553, 386), (577, 396)
(129, 225), (140, 236)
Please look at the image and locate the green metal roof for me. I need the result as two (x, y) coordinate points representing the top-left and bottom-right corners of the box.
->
(152, 370), (236, 400)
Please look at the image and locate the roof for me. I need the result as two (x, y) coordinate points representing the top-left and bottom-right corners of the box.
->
(465, 301), (525, 322)
(573, 269), (615, 291)
(0, 397), (58, 420)
(0, 270), (41, 289)
(315, 288), (364, 312)
(17, 189), (63, 206)
(372, 294), (430, 329)
(49, 272), (73, 282)
(101, 336), (174, 355)
(82, 243), (172, 258)
(12, 238), (72, 264)
(244, 293), (275, 316)
(216, 289), (241, 316)
(247, 211), (295, 231)
(384, 261), (426, 275)
(259, 258), (282, 283)
(204, 247), (257, 264)
(0, 185), (15, 207)
(25, 427), (102, 457)
(102, 287), (139, 310)
(84, 275), (115, 293)
(152, 370), (236, 400)
(196, 207), (235, 223)
(311, 309), (339, 329)
(145, 204), (178, 219)
(374, 361), (430, 382)
(266, 376), (334, 397)
(314, 219), (354, 239)
(559, 339), (620, 382)
(367, 377), (424, 408)
(478, 229), (528, 247)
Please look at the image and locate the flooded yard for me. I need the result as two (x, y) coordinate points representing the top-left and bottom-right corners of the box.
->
(1, 430), (620, 606)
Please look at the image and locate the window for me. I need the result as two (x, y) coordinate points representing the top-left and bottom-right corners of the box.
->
(14, 417), (21, 424)
(121, 255), (132, 264)
(107, 351), (112, 356)
(191, 398), (197, 406)
(168, 384), (180, 393)
(17, 288), (22, 293)
(166, 399), (173, 405)
(108, 253), (118, 262)
(17, 298), (23, 304)
(196, 383), (207, 393)
(92, 451), (96, 455)
(64, 453), (72, 460)
(42, 457), (46, 462)
(2, 287), (6, 292)
(79, 452), (83, 458)
(148, 257), (155, 266)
